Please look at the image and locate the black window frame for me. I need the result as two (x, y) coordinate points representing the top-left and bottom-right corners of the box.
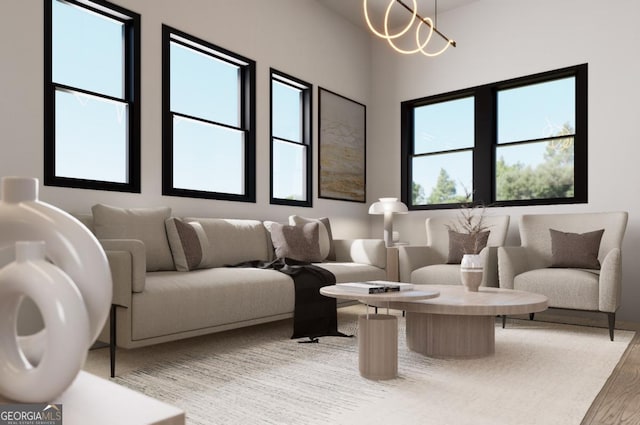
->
(161, 25), (256, 203)
(44, 0), (141, 192)
(269, 68), (313, 207)
(401, 64), (588, 210)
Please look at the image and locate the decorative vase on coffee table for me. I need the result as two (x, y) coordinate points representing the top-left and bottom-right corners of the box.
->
(460, 254), (483, 292)
(0, 176), (112, 402)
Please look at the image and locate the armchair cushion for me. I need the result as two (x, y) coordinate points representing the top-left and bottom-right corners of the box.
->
(446, 230), (490, 264)
(412, 264), (461, 286)
(550, 228), (604, 269)
(514, 268), (600, 310)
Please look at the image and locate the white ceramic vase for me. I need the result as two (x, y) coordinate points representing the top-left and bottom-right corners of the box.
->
(0, 176), (112, 402)
(460, 254), (483, 292)
(0, 241), (90, 402)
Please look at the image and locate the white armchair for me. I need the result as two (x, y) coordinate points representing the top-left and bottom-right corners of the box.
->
(398, 215), (510, 287)
(498, 212), (628, 340)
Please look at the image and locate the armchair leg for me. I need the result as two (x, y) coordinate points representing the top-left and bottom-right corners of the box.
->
(110, 304), (116, 378)
(502, 315), (506, 328)
(607, 312), (615, 341)
(529, 313), (535, 321)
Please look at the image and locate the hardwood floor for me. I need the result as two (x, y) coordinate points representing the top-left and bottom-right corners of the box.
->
(582, 332), (640, 425)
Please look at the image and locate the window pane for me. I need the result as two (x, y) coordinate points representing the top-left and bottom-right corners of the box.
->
(496, 138), (574, 201)
(55, 89), (128, 182)
(273, 140), (306, 201)
(173, 116), (244, 194)
(498, 77), (575, 144)
(414, 97), (474, 154)
(52, 0), (124, 98)
(170, 42), (240, 126)
(412, 151), (472, 205)
(272, 81), (302, 143)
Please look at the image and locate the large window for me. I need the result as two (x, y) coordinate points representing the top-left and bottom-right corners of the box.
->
(402, 64), (587, 209)
(44, 0), (140, 192)
(270, 70), (312, 206)
(162, 25), (256, 202)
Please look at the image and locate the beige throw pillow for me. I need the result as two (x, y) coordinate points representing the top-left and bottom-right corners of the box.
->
(288, 215), (335, 261)
(270, 222), (322, 263)
(550, 228), (604, 269)
(92, 204), (174, 271)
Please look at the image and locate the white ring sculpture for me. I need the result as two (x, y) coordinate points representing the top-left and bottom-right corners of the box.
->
(0, 177), (112, 402)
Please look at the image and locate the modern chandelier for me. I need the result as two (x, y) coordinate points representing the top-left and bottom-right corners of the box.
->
(363, 0), (456, 57)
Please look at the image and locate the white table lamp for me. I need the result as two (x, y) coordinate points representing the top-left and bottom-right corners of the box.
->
(368, 197), (408, 247)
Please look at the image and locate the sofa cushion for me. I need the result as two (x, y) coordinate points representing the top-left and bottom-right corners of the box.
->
(92, 204), (174, 272)
(132, 268), (295, 340)
(514, 268), (599, 310)
(270, 222), (322, 262)
(550, 228), (604, 269)
(447, 230), (490, 264)
(183, 218), (272, 267)
(289, 215), (335, 261)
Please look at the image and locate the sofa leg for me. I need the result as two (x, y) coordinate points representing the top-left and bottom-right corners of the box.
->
(607, 312), (615, 341)
(502, 315), (506, 329)
(110, 304), (116, 378)
(529, 313), (535, 321)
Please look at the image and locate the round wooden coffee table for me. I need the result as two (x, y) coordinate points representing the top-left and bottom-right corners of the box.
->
(370, 284), (548, 359)
(320, 285), (439, 380)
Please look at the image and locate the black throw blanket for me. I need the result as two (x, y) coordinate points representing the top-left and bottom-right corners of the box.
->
(230, 258), (350, 341)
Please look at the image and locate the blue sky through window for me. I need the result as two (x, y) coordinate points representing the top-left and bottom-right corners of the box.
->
(53, 0), (123, 98)
(169, 38), (246, 195)
(52, 0), (129, 183)
(272, 78), (306, 201)
(170, 42), (239, 126)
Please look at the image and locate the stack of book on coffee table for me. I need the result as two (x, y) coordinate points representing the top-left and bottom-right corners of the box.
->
(337, 281), (414, 294)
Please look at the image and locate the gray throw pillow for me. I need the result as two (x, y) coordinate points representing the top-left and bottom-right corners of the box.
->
(550, 228), (604, 269)
(165, 218), (209, 271)
(446, 230), (490, 264)
(92, 204), (174, 272)
(288, 215), (335, 261)
(269, 222), (322, 263)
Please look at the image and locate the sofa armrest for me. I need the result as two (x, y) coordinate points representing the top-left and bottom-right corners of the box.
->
(333, 239), (386, 269)
(497, 246), (529, 289)
(397, 245), (440, 283)
(99, 239), (146, 302)
(599, 248), (622, 313)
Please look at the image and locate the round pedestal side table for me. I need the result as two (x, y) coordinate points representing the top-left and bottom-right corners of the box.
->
(320, 284), (439, 380)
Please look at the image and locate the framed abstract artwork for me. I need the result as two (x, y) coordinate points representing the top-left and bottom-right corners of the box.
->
(318, 87), (366, 203)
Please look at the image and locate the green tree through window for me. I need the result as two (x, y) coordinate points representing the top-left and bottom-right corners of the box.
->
(496, 124), (574, 201)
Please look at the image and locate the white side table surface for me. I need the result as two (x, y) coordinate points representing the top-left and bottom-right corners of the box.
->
(0, 371), (185, 425)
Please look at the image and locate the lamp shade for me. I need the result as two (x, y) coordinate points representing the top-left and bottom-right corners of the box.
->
(368, 197), (408, 215)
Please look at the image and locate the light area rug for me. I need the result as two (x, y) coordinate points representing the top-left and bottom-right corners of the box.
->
(107, 306), (634, 425)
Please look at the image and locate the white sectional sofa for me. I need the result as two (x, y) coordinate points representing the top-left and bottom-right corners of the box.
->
(76, 205), (388, 376)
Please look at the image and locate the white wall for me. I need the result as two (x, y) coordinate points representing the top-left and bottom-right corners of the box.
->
(0, 0), (372, 238)
(368, 0), (640, 322)
(4, 0), (640, 323)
